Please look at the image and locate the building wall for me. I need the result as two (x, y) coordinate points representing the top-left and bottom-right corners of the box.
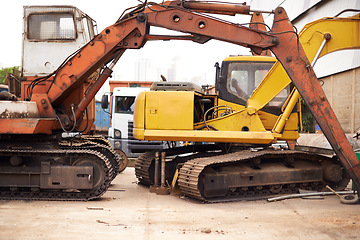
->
(321, 67), (360, 134)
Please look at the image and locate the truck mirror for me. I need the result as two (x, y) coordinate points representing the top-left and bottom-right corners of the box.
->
(101, 94), (109, 109)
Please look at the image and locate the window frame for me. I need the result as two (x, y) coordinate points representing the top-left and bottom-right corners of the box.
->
(114, 96), (136, 114)
(227, 61), (275, 101)
(27, 12), (77, 41)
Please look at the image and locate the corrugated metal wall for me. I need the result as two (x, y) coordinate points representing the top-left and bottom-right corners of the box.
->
(94, 101), (110, 132)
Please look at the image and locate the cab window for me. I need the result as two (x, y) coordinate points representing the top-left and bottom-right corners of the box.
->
(227, 61), (289, 107)
(114, 96), (135, 113)
(228, 62), (274, 100)
(28, 13), (76, 40)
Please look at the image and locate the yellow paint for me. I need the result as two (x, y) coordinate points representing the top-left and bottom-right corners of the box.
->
(145, 91), (194, 130)
(223, 55), (276, 63)
(133, 128), (145, 140)
(194, 109), (267, 132)
(278, 130), (299, 141)
(217, 99), (245, 112)
(133, 91), (146, 130)
(142, 129), (274, 144)
(248, 14), (360, 111)
(272, 89), (300, 134)
(218, 99), (299, 140)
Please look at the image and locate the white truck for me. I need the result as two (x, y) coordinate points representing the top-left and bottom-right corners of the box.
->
(106, 87), (166, 158)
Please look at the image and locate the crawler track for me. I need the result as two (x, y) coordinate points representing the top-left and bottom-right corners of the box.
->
(0, 148), (112, 201)
(135, 144), (223, 185)
(60, 139), (120, 181)
(135, 151), (155, 185)
(136, 148), (349, 202)
(178, 149), (348, 202)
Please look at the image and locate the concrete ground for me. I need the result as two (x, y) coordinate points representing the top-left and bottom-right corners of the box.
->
(0, 167), (359, 240)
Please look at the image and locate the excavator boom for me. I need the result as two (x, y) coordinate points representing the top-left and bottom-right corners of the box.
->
(247, 12), (360, 192)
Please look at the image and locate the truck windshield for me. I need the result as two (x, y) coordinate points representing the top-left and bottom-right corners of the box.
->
(114, 96), (135, 113)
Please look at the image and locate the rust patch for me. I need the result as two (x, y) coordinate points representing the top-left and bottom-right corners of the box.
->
(0, 109), (32, 119)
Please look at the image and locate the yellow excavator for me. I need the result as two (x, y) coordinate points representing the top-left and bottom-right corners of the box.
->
(133, 4), (360, 202)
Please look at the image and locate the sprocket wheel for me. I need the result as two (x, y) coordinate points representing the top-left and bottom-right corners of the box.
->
(73, 158), (106, 191)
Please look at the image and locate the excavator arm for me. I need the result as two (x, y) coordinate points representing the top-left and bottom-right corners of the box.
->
(42, 1), (277, 124)
(247, 12), (360, 193)
(28, 1), (359, 191)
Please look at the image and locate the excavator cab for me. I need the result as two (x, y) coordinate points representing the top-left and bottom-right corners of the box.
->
(218, 56), (275, 103)
(217, 55), (291, 111)
(22, 6), (97, 77)
(19, 6), (99, 132)
(215, 56), (298, 138)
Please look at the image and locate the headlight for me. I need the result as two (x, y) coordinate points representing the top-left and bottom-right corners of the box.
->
(114, 141), (121, 148)
(114, 129), (121, 139)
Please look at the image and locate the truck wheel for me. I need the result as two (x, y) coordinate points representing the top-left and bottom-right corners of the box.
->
(340, 194), (359, 204)
(116, 150), (128, 173)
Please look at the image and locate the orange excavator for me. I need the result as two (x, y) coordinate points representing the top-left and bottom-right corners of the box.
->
(0, 1), (359, 201)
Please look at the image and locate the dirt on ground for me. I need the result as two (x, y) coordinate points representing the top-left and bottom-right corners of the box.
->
(1, 168), (359, 240)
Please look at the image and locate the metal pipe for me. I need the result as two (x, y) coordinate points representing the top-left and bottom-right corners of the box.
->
(311, 34), (331, 68)
(72, 67), (112, 122)
(71, 50), (125, 124)
(272, 35), (330, 134)
(161, 152), (166, 187)
(183, 1), (250, 15)
(154, 152), (160, 187)
(273, 89), (300, 134)
(108, 49), (125, 70)
(268, 190), (355, 202)
(182, 1), (274, 15)
(250, 9), (275, 14)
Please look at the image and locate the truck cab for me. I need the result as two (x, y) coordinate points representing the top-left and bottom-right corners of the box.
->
(108, 87), (166, 157)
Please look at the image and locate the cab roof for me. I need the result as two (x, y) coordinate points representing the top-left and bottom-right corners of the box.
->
(223, 55), (276, 62)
